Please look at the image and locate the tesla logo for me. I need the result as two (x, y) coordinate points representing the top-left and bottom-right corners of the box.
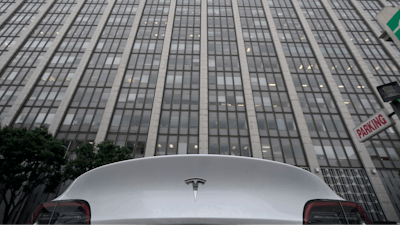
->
(185, 178), (206, 201)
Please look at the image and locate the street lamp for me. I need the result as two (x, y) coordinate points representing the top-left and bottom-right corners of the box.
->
(377, 81), (400, 102)
(377, 81), (400, 120)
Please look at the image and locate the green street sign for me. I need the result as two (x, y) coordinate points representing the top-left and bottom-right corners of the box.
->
(387, 9), (400, 40)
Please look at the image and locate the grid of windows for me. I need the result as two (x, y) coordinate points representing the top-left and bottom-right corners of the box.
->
(329, 0), (400, 85)
(0, 0), (16, 18)
(10, 1), (77, 131)
(357, 0), (400, 58)
(322, 168), (386, 221)
(386, 0), (400, 7)
(327, 0), (400, 169)
(156, 0), (200, 155)
(239, 0), (306, 166)
(1, 0), (76, 125)
(106, 0), (167, 158)
(357, 0), (384, 32)
(270, 0), (361, 168)
(0, 0), (49, 123)
(208, 0), (251, 156)
(33, 0), (108, 150)
(377, 169), (400, 219)
(0, 0), (47, 60)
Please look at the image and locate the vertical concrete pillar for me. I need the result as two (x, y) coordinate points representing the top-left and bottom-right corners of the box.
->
(231, 0), (262, 158)
(199, 0), (208, 154)
(48, 0), (117, 135)
(94, 0), (147, 144)
(2, 0), (85, 127)
(144, 0), (177, 157)
(261, 0), (323, 180)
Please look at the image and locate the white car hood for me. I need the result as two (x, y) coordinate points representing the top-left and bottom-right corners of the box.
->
(55, 155), (342, 224)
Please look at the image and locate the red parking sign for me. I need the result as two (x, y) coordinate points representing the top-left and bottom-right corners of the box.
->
(353, 109), (395, 142)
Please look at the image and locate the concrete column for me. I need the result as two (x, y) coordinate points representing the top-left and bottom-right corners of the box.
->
(199, 0), (208, 154)
(94, 0), (146, 144)
(48, 0), (117, 135)
(144, 0), (176, 157)
(1, 0), (86, 127)
(262, 0), (323, 180)
(0, 0), (24, 27)
(296, 0), (399, 221)
(231, 0), (262, 159)
(0, 0), (56, 75)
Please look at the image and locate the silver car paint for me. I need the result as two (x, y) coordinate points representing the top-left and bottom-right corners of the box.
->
(54, 155), (343, 224)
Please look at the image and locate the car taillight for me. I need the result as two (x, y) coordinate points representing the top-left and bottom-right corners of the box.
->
(30, 200), (90, 224)
(304, 200), (347, 224)
(29, 203), (57, 224)
(303, 200), (371, 224)
(340, 201), (371, 224)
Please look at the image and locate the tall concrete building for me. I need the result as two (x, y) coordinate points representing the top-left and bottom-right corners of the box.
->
(0, 0), (400, 222)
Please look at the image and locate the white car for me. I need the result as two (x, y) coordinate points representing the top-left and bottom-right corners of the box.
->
(30, 155), (372, 224)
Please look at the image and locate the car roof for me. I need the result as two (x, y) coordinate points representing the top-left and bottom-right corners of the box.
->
(55, 155), (343, 224)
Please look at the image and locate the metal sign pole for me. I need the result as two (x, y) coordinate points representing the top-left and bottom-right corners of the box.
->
(390, 100), (400, 120)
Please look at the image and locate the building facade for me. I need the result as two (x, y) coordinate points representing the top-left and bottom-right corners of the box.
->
(0, 0), (399, 222)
